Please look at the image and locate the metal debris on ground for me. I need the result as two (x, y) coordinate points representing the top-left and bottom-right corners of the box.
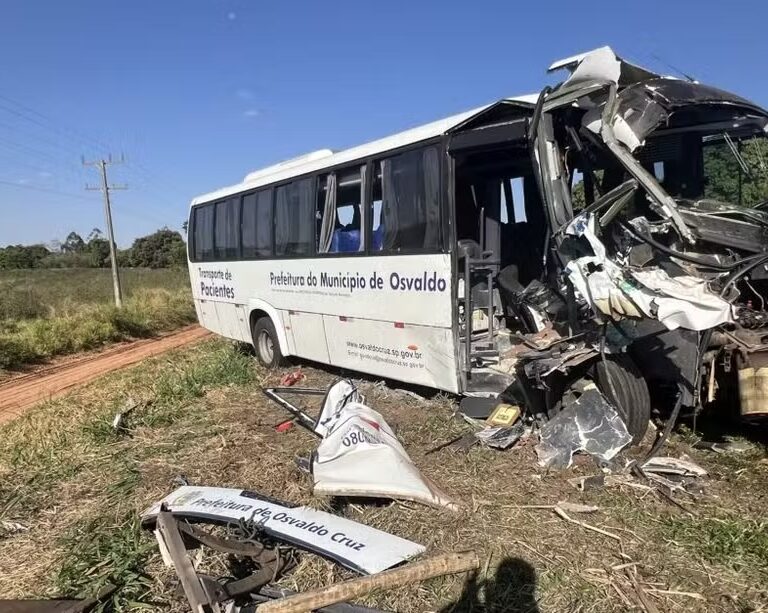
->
(262, 387), (324, 434)
(641, 456), (708, 478)
(474, 422), (528, 450)
(142, 487), (477, 613)
(536, 388), (632, 469)
(693, 439), (753, 454)
(142, 486), (425, 575)
(636, 455), (708, 498)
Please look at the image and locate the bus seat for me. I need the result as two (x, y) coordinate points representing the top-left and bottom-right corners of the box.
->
(330, 228), (361, 253)
(372, 225), (384, 251)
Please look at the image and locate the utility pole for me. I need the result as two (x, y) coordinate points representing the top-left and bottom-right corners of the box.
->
(84, 154), (127, 307)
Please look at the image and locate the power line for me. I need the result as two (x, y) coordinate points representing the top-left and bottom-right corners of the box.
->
(0, 177), (92, 201)
(0, 91), (187, 228)
(0, 92), (111, 153)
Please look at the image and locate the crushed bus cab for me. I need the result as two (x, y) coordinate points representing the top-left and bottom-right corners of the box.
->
(188, 47), (768, 444)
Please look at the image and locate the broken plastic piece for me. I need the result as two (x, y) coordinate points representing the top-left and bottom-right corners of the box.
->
(536, 389), (632, 469)
(475, 422), (526, 450)
(280, 370), (306, 387)
(641, 456), (707, 478)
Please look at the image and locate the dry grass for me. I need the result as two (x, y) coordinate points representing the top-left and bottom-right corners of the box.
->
(1, 340), (767, 612)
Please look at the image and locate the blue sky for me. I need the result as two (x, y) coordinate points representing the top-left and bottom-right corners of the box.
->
(1, 0), (767, 247)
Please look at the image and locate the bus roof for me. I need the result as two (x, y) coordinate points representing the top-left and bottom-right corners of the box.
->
(191, 94), (538, 206)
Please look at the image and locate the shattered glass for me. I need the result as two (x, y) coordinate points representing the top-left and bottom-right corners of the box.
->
(536, 388), (632, 469)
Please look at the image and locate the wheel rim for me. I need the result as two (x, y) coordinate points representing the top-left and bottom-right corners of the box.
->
(258, 330), (274, 363)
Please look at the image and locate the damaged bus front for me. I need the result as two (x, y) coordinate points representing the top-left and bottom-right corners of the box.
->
(521, 48), (768, 435)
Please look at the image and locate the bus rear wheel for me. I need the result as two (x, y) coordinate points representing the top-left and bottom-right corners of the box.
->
(252, 316), (285, 368)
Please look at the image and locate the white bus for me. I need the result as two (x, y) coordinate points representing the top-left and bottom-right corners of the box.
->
(188, 48), (768, 442)
(187, 93), (541, 397)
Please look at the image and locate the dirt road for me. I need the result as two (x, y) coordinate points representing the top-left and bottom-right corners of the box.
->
(0, 325), (212, 425)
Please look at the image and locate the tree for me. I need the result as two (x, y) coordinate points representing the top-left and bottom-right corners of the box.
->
(129, 228), (187, 268)
(0, 244), (50, 269)
(87, 237), (111, 267)
(62, 231), (86, 253)
(704, 138), (768, 207)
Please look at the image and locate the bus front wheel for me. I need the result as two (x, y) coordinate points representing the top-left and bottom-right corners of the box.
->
(252, 317), (285, 368)
(547, 353), (650, 445)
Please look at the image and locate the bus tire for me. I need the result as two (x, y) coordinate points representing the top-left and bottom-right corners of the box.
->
(548, 354), (650, 446)
(252, 316), (285, 368)
(594, 354), (650, 445)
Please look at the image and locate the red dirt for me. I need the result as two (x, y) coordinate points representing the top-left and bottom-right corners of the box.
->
(0, 325), (212, 424)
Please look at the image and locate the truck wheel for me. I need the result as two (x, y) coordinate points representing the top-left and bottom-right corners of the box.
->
(252, 317), (285, 368)
(549, 354), (650, 445)
(594, 354), (651, 445)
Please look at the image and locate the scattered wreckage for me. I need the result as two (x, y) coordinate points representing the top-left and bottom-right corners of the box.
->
(450, 46), (768, 446)
(265, 381), (458, 510)
(140, 486), (478, 612)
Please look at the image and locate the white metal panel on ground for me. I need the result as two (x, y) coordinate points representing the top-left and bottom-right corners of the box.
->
(142, 486), (425, 575)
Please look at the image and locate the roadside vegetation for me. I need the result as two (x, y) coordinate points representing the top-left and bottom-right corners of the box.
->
(0, 267), (194, 371)
(0, 339), (766, 612)
(0, 224), (195, 371)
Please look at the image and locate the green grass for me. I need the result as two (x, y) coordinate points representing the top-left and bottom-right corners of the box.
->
(662, 516), (768, 578)
(0, 340), (257, 609)
(54, 513), (156, 612)
(0, 341), (255, 515)
(0, 268), (195, 370)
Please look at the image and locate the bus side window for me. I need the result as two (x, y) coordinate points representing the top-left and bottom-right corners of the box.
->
(371, 145), (440, 253)
(242, 189), (273, 258)
(275, 177), (315, 256)
(318, 166), (364, 254)
(214, 197), (240, 260)
(192, 203), (215, 261)
(371, 173), (384, 251)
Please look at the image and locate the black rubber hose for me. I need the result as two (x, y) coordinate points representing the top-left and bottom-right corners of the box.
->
(619, 219), (764, 272)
